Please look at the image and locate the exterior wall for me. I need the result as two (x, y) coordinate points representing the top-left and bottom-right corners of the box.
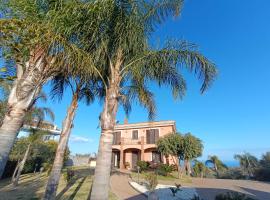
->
(112, 121), (177, 169)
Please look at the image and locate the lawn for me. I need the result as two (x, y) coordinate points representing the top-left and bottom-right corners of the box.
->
(0, 166), (118, 200)
(130, 171), (192, 185)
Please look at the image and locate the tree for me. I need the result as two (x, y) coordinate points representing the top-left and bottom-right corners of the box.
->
(157, 133), (182, 178)
(179, 133), (203, 176)
(0, 0), (97, 177)
(260, 152), (270, 168)
(11, 129), (49, 186)
(87, 1), (217, 199)
(43, 72), (97, 199)
(205, 155), (227, 178)
(234, 152), (259, 178)
(193, 160), (206, 178)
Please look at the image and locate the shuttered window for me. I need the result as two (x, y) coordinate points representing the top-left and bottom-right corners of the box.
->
(146, 129), (159, 144)
(113, 132), (121, 145)
(132, 130), (138, 140)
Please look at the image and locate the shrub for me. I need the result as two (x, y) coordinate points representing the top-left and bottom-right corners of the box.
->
(170, 164), (178, 171)
(218, 168), (245, 180)
(137, 161), (149, 172)
(254, 167), (270, 181)
(145, 172), (158, 191)
(63, 168), (75, 184)
(215, 192), (255, 200)
(156, 164), (173, 176)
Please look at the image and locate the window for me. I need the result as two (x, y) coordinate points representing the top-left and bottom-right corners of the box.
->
(146, 129), (159, 144)
(152, 151), (161, 163)
(132, 130), (138, 140)
(113, 132), (121, 145)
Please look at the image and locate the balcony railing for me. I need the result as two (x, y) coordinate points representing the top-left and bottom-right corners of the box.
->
(122, 138), (141, 145)
(112, 136), (158, 145)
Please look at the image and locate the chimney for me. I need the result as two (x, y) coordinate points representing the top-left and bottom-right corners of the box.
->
(124, 118), (128, 124)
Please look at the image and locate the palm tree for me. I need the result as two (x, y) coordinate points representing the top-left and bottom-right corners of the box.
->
(205, 155), (227, 178)
(88, 1), (217, 199)
(193, 160), (206, 178)
(234, 153), (258, 178)
(43, 72), (98, 200)
(0, 0), (98, 177)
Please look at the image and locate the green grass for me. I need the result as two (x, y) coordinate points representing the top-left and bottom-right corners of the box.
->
(130, 170), (192, 185)
(0, 166), (118, 200)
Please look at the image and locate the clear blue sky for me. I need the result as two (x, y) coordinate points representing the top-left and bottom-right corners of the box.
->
(1, 0), (270, 163)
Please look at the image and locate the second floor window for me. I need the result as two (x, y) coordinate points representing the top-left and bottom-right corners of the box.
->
(146, 129), (159, 144)
(132, 130), (138, 140)
(113, 132), (121, 145)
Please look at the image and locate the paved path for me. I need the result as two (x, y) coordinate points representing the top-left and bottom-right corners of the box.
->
(110, 171), (270, 200)
(110, 171), (147, 200)
(188, 178), (270, 200)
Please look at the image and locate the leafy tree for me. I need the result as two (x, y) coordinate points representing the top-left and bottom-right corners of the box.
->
(193, 160), (207, 178)
(157, 133), (203, 177)
(88, 1), (217, 198)
(179, 133), (203, 176)
(206, 155), (227, 178)
(234, 152), (258, 178)
(260, 152), (270, 168)
(11, 129), (49, 186)
(157, 133), (182, 177)
(8, 136), (68, 177)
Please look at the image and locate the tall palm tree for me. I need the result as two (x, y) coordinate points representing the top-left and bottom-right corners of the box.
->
(43, 72), (98, 200)
(234, 153), (258, 178)
(0, 0), (98, 177)
(205, 155), (227, 178)
(88, 1), (217, 199)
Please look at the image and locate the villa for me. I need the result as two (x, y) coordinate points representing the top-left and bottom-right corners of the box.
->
(112, 120), (176, 170)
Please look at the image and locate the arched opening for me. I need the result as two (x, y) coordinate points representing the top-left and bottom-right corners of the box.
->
(123, 148), (141, 170)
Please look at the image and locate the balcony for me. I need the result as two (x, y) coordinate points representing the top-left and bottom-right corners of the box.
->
(112, 136), (158, 146)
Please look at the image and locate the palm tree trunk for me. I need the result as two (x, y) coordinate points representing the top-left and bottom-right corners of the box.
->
(0, 48), (49, 178)
(90, 86), (119, 200)
(0, 79), (41, 178)
(12, 143), (31, 186)
(43, 92), (78, 200)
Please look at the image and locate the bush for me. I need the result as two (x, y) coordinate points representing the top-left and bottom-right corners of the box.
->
(137, 161), (149, 172)
(63, 168), (75, 184)
(156, 164), (173, 176)
(145, 172), (158, 191)
(218, 168), (245, 180)
(215, 192), (255, 200)
(254, 167), (270, 181)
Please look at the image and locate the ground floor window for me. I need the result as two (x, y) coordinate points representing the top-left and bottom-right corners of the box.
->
(152, 151), (161, 163)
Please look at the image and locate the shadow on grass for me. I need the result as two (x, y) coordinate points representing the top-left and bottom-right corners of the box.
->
(67, 177), (87, 200)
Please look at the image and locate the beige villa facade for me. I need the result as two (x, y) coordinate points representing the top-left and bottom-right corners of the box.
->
(112, 120), (176, 170)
